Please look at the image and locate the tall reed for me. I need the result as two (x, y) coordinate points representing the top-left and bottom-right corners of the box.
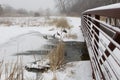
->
(48, 41), (65, 71)
(0, 56), (24, 80)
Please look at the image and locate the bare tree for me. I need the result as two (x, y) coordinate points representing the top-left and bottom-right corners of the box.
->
(55, 0), (71, 14)
(0, 4), (3, 16)
(55, 0), (76, 15)
(17, 8), (28, 15)
(71, 0), (120, 15)
(55, 0), (66, 14)
(34, 12), (40, 17)
(2, 5), (30, 17)
(45, 8), (51, 19)
(110, 0), (120, 3)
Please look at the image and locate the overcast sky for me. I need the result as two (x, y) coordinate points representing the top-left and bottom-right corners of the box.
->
(0, 0), (56, 11)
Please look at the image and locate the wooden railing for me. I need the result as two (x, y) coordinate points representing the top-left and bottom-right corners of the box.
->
(81, 4), (120, 80)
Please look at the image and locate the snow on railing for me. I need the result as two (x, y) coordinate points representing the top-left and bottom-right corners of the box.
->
(81, 3), (120, 80)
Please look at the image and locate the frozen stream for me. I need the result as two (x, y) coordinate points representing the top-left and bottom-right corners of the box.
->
(0, 31), (87, 63)
(0, 30), (89, 80)
(0, 31), (58, 63)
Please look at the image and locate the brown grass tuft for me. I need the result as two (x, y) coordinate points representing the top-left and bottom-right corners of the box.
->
(0, 56), (24, 80)
(65, 33), (78, 39)
(0, 20), (12, 26)
(56, 18), (70, 29)
(51, 18), (71, 29)
(0, 60), (4, 79)
(48, 41), (65, 71)
(53, 75), (57, 80)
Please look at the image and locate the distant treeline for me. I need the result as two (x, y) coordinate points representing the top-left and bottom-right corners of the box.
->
(54, 0), (120, 16)
(1, 0), (120, 17)
(0, 4), (52, 17)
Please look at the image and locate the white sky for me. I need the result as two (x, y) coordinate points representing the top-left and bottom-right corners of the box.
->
(0, 0), (56, 11)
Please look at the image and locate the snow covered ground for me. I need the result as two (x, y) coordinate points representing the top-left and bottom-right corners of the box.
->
(0, 17), (85, 61)
(40, 61), (92, 80)
(0, 17), (91, 80)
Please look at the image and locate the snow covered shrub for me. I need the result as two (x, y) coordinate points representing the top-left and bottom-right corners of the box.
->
(48, 41), (65, 71)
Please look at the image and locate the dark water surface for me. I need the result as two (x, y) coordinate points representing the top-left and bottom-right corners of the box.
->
(14, 41), (89, 62)
(64, 41), (89, 62)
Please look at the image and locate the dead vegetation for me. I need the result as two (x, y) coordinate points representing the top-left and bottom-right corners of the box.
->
(0, 17), (72, 30)
(48, 41), (65, 71)
(51, 18), (71, 29)
(0, 57), (24, 80)
(47, 41), (65, 80)
(52, 76), (57, 80)
(65, 33), (78, 39)
(0, 20), (12, 26)
(0, 60), (4, 78)
(0, 36), (66, 80)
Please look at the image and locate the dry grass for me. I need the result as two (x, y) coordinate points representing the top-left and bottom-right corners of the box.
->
(48, 41), (65, 71)
(50, 18), (58, 25)
(51, 18), (71, 29)
(65, 33), (78, 39)
(0, 56), (24, 80)
(6, 57), (23, 80)
(0, 60), (4, 79)
(0, 43), (65, 80)
(0, 17), (71, 29)
(52, 74), (57, 80)
(0, 20), (12, 26)
(56, 18), (70, 29)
